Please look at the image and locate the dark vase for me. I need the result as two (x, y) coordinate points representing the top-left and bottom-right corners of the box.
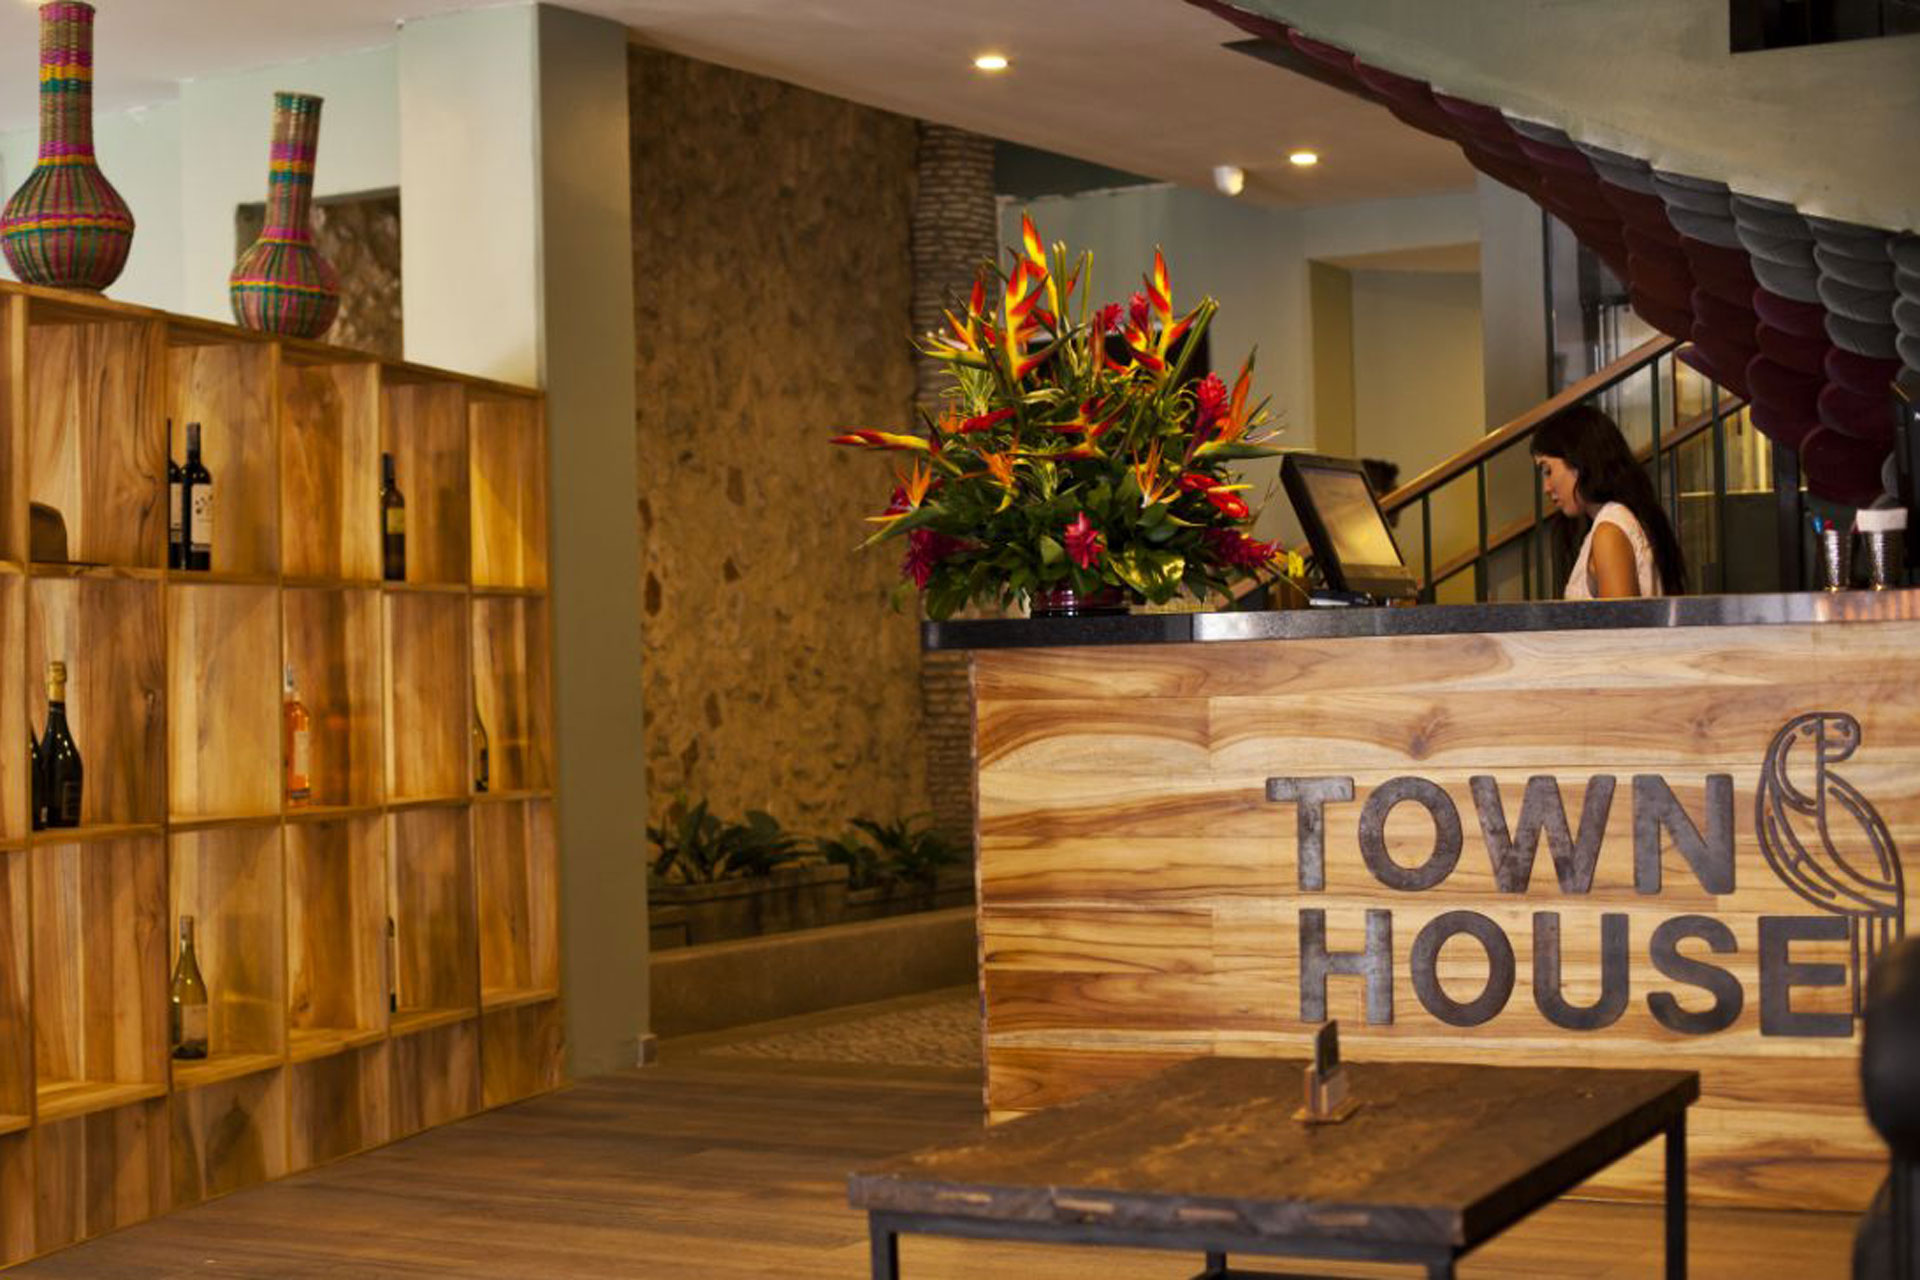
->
(0, 1), (135, 292)
(1028, 584), (1129, 618)
(229, 92), (340, 340)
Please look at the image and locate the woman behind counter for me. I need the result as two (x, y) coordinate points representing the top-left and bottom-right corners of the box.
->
(1530, 405), (1687, 599)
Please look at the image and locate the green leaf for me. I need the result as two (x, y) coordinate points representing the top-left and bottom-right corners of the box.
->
(1037, 534), (1065, 566)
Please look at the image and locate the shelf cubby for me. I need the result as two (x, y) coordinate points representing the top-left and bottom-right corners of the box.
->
(30, 838), (167, 1125)
(166, 333), (279, 577)
(384, 591), (470, 803)
(1, 296), (22, 567)
(27, 576), (166, 829)
(475, 799), (558, 1009)
(288, 1042), (388, 1173)
(0, 854), (28, 1136)
(471, 595), (552, 794)
(389, 807), (477, 1025)
(382, 379), (470, 587)
(0, 574), (22, 844)
(284, 587), (383, 809)
(168, 827), (285, 1083)
(281, 358), (381, 583)
(286, 816), (387, 1061)
(32, 1097), (167, 1254)
(469, 392), (547, 590)
(167, 582), (281, 823)
(390, 1018), (478, 1140)
(480, 999), (563, 1110)
(23, 303), (166, 570)
(169, 1066), (286, 1207)
(0, 1130), (29, 1267)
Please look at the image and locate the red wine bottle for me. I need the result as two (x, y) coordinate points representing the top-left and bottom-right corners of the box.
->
(183, 421), (213, 572)
(167, 418), (183, 570)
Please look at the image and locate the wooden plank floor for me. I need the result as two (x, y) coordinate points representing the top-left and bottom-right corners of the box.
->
(12, 997), (1861, 1278)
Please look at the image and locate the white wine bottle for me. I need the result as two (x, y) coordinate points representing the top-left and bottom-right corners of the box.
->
(170, 915), (210, 1060)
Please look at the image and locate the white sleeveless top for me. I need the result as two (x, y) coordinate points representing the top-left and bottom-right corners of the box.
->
(1564, 502), (1663, 599)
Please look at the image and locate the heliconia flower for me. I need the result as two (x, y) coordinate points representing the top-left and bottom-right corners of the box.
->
(1000, 259), (1053, 379)
(1020, 214), (1047, 271)
(1128, 291), (1151, 332)
(1179, 472), (1221, 493)
(1064, 512), (1104, 569)
(1095, 303), (1122, 333)
(902, 528), (968, 588)
(958, 407), (1018, 434)
(1193, 373), (1229, 429)
(1204, 487), (1251, 519)
(1145, 249), (1173, 328)
(833, 430), (931, 452)
(1195, 358), (1269, 458)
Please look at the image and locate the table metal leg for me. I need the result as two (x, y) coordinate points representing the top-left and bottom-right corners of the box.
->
(869, 1216), (899, 1280)
(1666, 1115), (1688, 1280)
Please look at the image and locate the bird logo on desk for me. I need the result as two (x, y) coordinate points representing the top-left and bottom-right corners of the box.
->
(1756, 712), (1905, 1016)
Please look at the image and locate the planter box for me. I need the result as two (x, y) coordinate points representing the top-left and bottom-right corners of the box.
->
(841, 866), (974, 924)
(649, 862), (850, 950)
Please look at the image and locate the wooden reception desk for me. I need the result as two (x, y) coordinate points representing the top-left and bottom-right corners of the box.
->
(931, 591), (1920, 1211)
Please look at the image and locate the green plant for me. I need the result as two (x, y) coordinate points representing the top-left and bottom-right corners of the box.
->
(647, 793), (806, 885)
(818, 815), (962, 890)
(831, 214), (1287, 619)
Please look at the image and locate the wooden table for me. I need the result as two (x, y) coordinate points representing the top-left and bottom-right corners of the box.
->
(850, 1057), (1700, 1279)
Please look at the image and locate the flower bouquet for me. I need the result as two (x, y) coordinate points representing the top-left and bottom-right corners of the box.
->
(832, 216), (1292, 620)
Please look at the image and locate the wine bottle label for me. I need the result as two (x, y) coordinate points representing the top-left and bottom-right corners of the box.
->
(169, 481), (183, 538)
(174, 1001), (208, 1052)
(386, 508), (406, 535)
(55, 781), (80, 825)
(191, 485), (214, 552)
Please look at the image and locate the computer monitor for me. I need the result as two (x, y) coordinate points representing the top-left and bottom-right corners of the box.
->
(1280, 453), (1419, 601)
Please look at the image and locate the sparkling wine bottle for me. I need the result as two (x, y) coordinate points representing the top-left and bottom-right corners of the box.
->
(170, 915), (209, 1060)
(41, 661), (82, 828)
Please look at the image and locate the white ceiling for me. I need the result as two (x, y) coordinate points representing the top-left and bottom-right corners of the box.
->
(0, 0), (1474, 208)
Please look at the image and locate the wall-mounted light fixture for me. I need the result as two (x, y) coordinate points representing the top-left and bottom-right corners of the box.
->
(1212, 164), (1246, 196)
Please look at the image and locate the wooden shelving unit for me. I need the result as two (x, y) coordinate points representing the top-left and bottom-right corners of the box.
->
(0, 281), (562, 1267)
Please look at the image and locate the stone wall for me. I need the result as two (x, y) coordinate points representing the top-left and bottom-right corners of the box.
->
(629, 45), (924, 841)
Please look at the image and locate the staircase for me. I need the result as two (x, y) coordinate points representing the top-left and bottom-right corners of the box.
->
(1188, 0), (1920, 515)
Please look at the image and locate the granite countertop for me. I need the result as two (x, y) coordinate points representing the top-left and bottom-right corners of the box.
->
(922, 588), (1920, 650)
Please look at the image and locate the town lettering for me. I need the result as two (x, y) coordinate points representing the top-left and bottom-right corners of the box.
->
(1267, 773), (1854, 1038)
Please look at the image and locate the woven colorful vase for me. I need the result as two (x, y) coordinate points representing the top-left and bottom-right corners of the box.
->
(0, 1), (135, 292)
(229, 92), (340, 339)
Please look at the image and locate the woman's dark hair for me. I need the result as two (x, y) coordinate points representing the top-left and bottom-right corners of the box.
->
(1529, 405), (1687, 594)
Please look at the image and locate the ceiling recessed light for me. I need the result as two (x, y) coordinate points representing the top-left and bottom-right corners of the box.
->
(1288, 150), (1320, 168)
(973, 53), (1010, 72)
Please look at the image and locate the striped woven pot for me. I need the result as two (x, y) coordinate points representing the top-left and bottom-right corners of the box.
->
(0, 1), (136, 292)
(230, 92), (340, 340)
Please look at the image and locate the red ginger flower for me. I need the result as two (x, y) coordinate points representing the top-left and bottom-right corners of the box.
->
(902, 529), (967, 587)
(1194, 373), (1229, 429)
(1203, 527), (1274, 569)
(1128, 291), (1151, 332)
(1094, 302), (1123, 334)
(1063, 512), (1104, 569)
